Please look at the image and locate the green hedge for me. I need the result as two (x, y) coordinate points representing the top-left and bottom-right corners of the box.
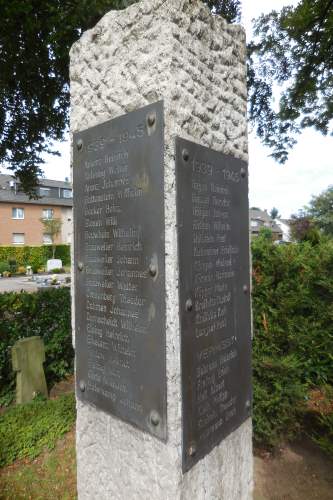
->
(0, 245), (70, 272)
(0, 288), (73, 405)
(1, 234), (332, 456)
(252, 232), (333, 450)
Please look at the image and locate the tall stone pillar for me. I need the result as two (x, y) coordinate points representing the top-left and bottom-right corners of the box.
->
(70, 1), (252, 498)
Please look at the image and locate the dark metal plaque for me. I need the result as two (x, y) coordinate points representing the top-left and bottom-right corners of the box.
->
(73, 102), (166, 440)
(176, 138), (252, 472)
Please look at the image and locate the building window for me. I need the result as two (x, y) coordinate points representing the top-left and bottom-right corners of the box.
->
(12, 233), (25, 245)
(62, 189), (73, 198)
(39, 187), (50, 197)
(12, 207), (24, 219)
(251, 220), (258, 228)
(43, 233), (52, 245)
(42, 208), (54, 219)
(63, 189), (73, 199)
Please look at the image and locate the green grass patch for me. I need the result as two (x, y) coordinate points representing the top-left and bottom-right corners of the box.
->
(0, 427), (77, 500)
(0, 393), (76, 467)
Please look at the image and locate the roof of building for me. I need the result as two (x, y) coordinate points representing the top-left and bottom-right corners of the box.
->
(250, 208), (282, 234)
(0, 174), (73, 207)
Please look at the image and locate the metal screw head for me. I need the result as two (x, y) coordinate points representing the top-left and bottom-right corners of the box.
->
(188, 443), (197, 457)
(79, 380), (86, 392)
(150, 410), (160, 426)
(182, 149), (190, 162)
(77, 262), (84, 272)
(186, 298), (193, 312)
(147, 114), (156, 127)
(76, 139), (83, 151)
(149, 263), (157, 277)
(243, 284), (248, 294)
(240, 167), (246, 178)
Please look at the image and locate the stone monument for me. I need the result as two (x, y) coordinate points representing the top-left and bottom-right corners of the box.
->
(12, 336), (48, 404)
(71, 1), (252, 498)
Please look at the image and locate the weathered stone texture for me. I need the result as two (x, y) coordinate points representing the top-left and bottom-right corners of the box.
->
(12, 336), (48, 404)
(71, 0), (252, 498)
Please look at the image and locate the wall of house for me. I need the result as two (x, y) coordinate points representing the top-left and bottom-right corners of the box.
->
(61, 207), (73, 244)
(0, 203), (68, 246)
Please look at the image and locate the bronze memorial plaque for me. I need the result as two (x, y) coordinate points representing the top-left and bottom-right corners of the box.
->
(73, 102), (166, 440)
(176, 138), (252, 472)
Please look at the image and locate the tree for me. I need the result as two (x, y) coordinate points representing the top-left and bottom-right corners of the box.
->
(270, 207), (281, 220)
(4, 0), (332, 192)
(0, 0), (242, 195)
(290, 186), (333, 241)
(308, 185), (333, 236)
(0, 0), (134, 196)
(40, 218), (63, 259)
(248, 0), (333, 163)
(204, 0), (241, 22)
(289, 210), (321, 244)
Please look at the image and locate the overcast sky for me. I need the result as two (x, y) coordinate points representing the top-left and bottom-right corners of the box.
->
(41, 0), (332, 218)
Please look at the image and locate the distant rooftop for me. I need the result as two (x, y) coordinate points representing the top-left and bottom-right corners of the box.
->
(250, 208), (282, 234)
(0, 174), (72, 207)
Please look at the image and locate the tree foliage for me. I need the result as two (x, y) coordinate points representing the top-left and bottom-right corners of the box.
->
(248, 0), (333, 163)
(308, 185), (333, 236)
(270, 207), (280, 220)
(2, 0), (332, 191)
(290, 185), (333, 240)
(0, 0), (133, 195)
(40, 217), (63, 258)
(204, 0), (241, 22)
(289, 211), (321, 243)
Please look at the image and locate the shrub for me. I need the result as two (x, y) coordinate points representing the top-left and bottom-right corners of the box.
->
(0, 261), (9, 274)
(0, 288), (73, 405)
(0, 245), (70, 273)
(252, 232), (333, 449)
(17, 266), (26, 275)
(8, 258), (17, 274)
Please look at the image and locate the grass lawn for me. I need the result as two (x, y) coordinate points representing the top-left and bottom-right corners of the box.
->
(0, 390), (332, 500)
(0, 392), (77, 499)
(0, 429), (77, 500)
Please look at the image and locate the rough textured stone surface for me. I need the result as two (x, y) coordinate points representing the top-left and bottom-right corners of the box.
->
(70, 0), (252, 498)
(12, 336), (48, 404)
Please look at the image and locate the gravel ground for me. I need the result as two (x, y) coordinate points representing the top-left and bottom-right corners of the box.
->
(0, 274), (71, 293)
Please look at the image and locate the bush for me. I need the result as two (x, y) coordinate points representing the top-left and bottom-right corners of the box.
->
(0, 261), (9, 274)
(0, 245), (70, 273)
(252, 232), (333, 449)
(0, 393), (75, 467)
(0, 288), (73, 405)
(8, 258), (17, 274)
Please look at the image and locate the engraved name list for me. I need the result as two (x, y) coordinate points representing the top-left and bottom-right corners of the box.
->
(73, 103), (166, 440)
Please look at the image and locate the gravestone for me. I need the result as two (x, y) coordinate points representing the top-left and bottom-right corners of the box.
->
(47, 259), (63, 272)
(12, 336), (48, 404)
(71, 0), (252, 498)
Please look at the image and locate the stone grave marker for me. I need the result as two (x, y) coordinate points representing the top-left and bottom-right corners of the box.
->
(12, 336), (48, 404)
(47, 259), (62, 272)
(71, 0), (253, 498)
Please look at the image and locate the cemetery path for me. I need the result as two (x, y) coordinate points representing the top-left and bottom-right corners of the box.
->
(254, 440), (333, 500)
(0, 274), (70, 293)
